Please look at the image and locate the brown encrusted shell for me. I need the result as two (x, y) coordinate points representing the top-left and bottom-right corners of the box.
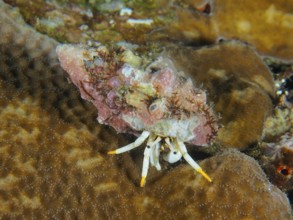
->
(57, 44), (219, 145)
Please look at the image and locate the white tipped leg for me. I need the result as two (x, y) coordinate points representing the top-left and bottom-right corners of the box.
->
(140, 145), (151, 187)
(108, 131), (150, 154)
(148, 136), (162, 170)
(141, 135), (162, 187)
(153, 142), (162, 170)
(176, 139), (212, 182)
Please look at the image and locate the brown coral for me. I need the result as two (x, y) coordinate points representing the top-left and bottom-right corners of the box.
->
(150, 150), (292, 220)
(4, 0), (293, 60)
(0, 0), (99, 131)
(260, 131), (293, 192)
(0, 90), (138, 219)
(170, 0), (293, 61)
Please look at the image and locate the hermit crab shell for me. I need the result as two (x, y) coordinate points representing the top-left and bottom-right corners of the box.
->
(56, 44), (218, 146)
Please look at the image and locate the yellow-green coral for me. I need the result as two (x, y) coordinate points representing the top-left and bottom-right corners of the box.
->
(262, 107), (293, 140)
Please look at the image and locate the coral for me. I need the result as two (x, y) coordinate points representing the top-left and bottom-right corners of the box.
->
(1, 94), (291, 219)
(212, 0), (293, 60)
(3, 0), (170, 44)
(165, 41), (275, 149)
(0, 2), (137, 218)
(261, 62), (293, 182)
(0, 88), (137, 219)
(0, 0), (98, 131)
(150, 150), (292, 219)
(0, 0), (292, 219)
(170, 0), (293, 60)
(4, 0), (293, 60)
(260, 131), (293, 192)
(3, 0), (93, 43)
(274, 68), (293, 108)
(262, 107), (293, 140)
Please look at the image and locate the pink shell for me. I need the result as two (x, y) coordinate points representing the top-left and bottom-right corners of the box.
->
(56, 44), (218, 146)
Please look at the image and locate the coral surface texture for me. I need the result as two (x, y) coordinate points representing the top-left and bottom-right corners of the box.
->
(0, 0), (292, 219)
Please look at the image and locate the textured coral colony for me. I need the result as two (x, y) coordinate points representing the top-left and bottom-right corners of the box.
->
(0, 0), (293, 219)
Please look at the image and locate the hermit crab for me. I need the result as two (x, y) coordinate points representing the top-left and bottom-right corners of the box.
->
(56, 43), (218, 187)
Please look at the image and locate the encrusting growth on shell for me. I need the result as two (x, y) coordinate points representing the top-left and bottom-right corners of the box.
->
(56, 43), (218, 186)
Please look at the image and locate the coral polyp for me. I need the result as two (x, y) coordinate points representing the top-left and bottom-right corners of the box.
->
(56, 43), (218, 186)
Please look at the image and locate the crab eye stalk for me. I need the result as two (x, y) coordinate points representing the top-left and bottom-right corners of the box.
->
(149, 103), (157, 112)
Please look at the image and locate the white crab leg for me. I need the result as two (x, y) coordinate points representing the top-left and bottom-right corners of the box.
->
(176, 139), (212, 182)
(153, 142), (161, 170)
(147, 134), (156, 166)
(108, 131), (150, 154)
(141, 135), (162, 187)
(148, 137), (155, 167)
(140, 145), (151, 187)
(149, 136), (162, 167)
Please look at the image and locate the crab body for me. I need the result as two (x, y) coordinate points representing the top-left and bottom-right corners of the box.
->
(56, 43), (218, 186)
